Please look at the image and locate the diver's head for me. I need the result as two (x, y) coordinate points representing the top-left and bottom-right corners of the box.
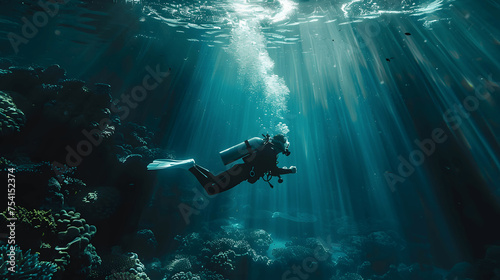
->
(271, 134), (290, 156)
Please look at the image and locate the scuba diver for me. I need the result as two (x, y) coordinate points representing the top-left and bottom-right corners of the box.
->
(147, 134), (297, 195)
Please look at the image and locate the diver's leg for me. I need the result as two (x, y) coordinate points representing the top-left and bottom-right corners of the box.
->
(206, 164), (249, 195)
(188, 165), (216, 188)
(189, 164), (250, 195)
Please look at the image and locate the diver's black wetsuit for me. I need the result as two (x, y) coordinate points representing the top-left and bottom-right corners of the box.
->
(189, 142), (293, 195)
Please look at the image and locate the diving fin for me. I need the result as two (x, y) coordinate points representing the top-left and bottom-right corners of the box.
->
(147, 159), (195, 171)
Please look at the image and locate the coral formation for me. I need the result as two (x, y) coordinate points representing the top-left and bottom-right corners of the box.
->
(169, 271), (201, 280)
(208, 250), (236, 275)
(245, 229), (273, 255)
(0, 245), (57, 280)
(166, 257), (192, 274)
(0, 90), (26, 137)
(51, 209), (100, 278)
(93, 252), (150, 280)
(114, 122), (171, 163)
(68, 186), (121, 222)
(0, 206), (57, 255)
(176, 232), (205, 255)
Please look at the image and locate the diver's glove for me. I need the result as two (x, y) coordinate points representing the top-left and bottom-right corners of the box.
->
(290, 166), (297, 173)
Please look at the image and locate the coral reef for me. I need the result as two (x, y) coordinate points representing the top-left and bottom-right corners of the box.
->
(0, 245), (57, 280)
(163, 229), (277, 280)
(0, 61), (173, 280)
(340, 231), (406, 274)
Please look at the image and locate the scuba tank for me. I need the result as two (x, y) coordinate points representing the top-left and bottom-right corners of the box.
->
(219, 137), (265, 165)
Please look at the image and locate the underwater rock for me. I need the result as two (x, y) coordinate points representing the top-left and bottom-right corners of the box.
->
(59, 78), (86, 90)
(468, 247), (500, 280)
(39, 64), (66, 84)
(92, 83), (113, 106)
(79, 244), (102, 277)
(333, 256), (357, 275)
(486, 245), (500, 262)
(0, 245), (58, 280)
(369, 263), (444, 280)
(126, 229), (159, 260)
(335, 272), (363, 280)
(446, 262), (474, 280)
(29, 83), (61, 106)
(1, 66), (41, 93)
(144, 258), (164, 280)
(43, 177), (65, 211)
(0, 69), (11, 89)
(356, 261), (374, 278)
(0, 58), (13, 69)
(272, 245), (313, 264)
(0, 90), (26, 137)
(105, 271), (142, 280)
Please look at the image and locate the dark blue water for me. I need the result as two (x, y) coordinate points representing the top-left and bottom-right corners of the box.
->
(1, 0), (500, 279)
